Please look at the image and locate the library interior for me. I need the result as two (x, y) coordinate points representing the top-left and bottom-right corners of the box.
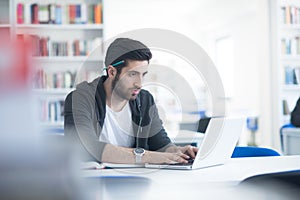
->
(1, 0), (300, 199)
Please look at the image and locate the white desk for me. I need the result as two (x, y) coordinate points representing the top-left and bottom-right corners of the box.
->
(82, 156), (300, 200)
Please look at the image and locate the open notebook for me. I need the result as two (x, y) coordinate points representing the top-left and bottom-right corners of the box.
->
(99, 116), (245, 170)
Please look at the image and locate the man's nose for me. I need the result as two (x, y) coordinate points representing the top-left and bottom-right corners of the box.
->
(134, 75), (143, 88)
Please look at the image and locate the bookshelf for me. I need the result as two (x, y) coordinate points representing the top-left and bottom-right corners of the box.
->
(9, 0), (104, 130)
(0, 0), (11, 37)
(270, 0), (300, 144)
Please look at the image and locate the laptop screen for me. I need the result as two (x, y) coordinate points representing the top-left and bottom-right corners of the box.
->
(197, 117), (211, 133)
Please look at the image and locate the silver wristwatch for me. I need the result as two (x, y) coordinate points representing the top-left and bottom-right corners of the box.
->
(133, 148), (145, 163)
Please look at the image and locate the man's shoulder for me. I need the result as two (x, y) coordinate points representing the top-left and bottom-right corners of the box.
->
(139, 89), (151, 96)
(76, 77), (101, 91)
(139, 89), (153, 99)
(138, 89), (155, 104)
(70, 77), (103, 96)
(66, 77), (103, 101)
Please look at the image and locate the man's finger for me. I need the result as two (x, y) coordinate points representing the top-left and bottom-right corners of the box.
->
(187, 148), (196, 158)
(177, 152), (190, 159)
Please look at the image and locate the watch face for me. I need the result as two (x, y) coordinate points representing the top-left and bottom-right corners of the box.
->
(134, 148), (145, 154)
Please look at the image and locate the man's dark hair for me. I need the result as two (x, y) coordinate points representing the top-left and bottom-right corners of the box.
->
(104, 38), (152, 75)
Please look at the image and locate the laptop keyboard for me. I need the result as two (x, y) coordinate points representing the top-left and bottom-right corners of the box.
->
(169, 159), (194, 166)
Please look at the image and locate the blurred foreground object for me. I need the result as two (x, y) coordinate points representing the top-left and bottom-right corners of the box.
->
(0, 36), (31, 92)
(0, 37), (86, 200)
(239, 171), (300, 200)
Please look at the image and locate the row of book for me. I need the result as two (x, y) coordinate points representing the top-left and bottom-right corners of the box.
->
(281, 5), (300, 24)
(281, 37), (300, 55)
(282, 99), (290, 115)
(16, 3), (103, 25)
(39, 99), (64, 123)
(33, 69), (76, 89)
(17, 34), (102, 57)
(33, 68), (102, 89)
(284, 66), (300, 85)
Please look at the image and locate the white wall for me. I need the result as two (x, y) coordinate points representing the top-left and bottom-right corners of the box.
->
(104, 0), (273, 148)
(104, 0), (202, 42)
(205, 2), (271, 146)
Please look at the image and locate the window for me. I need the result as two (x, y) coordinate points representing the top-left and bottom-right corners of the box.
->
(215, 36), (235, 98)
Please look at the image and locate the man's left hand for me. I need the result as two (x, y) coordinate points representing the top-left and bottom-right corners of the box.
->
(166, 145), (198, 159)
(178, 145), (198, 159)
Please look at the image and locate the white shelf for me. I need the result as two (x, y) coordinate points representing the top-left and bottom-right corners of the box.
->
(281, 55), (300, 61)
(280, 24), (300, 30)
(7, 0), (104, 130)
(0, 24), (10, 28)
(33, 88), (74, 95)
(270, 0), (300, 139)
(279, 0), (300, 7)
(32, 56), (103, 62)
(282, 85), (300, 91)
(16, 24), (103, 30)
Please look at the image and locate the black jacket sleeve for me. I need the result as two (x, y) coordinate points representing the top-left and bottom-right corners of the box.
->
(291, 98), (300, 127)
(136, 90), (174, 151)
(64, 91), (107, 162)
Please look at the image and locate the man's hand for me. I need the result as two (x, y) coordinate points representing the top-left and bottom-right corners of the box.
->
(166, 145), (198, 159)
(178, 145), (198, 159)
(143, 151), (190, 164)
(102, 144), (194, 164)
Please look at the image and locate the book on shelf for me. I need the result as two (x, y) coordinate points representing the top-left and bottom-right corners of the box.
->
(69, 5), (75, 24)
(17, 3), (24, 24)
(33, 69), (76, 89)
(281, 37), (300, 55)
(81, 4), (87, 24)
(55, 5), (62, 24)
(94, 4), (102, 24)
(23, 3), (31, 24)
(33, 69), (101, 89)
(88, 4), (94, 24)
(16, 3), (103, 25)
(285, 5), (291, 24)
(31, 4), (39, 24)
(281, 5), (300, 24)
(284, 65), (300, 85)
(282, 99), (290, 115)
(285, 66), (295, 84)
(48, 4), (56, 24)
(39, 99), (65, 123)
(38, 5), (49, 24)
(17, 34), (102, 57)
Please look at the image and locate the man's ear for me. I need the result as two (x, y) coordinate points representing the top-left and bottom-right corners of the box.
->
(107, 65), (116, 78)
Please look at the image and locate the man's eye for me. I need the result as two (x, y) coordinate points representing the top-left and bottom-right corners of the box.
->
(129, 72), (137, 77)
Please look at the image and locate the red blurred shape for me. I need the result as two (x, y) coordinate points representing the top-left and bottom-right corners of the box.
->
(0, 36), (31, 92)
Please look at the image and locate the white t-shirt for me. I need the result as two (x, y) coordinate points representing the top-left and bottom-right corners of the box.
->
(99, 102), (135, 147)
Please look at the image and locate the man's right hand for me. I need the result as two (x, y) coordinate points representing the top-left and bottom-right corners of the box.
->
(143, 151), (189, 164)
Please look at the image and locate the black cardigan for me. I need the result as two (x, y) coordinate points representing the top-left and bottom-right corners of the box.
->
(291, 97), (300, 127)
(64, 76), (173, 162)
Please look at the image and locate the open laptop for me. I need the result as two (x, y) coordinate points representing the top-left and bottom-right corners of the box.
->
(145, 116), (245, 170)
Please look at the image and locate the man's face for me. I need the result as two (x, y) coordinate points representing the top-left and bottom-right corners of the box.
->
(112, 60), (148, 101)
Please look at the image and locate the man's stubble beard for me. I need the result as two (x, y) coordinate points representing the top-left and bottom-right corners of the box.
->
(111, 74), (133, 101)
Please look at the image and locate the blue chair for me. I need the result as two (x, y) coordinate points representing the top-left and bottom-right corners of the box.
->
(232, 146), (280, 158)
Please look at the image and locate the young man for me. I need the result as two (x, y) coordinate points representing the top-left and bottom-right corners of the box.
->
(64, 38), (197, 164)
(291, 97), (300, 127)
